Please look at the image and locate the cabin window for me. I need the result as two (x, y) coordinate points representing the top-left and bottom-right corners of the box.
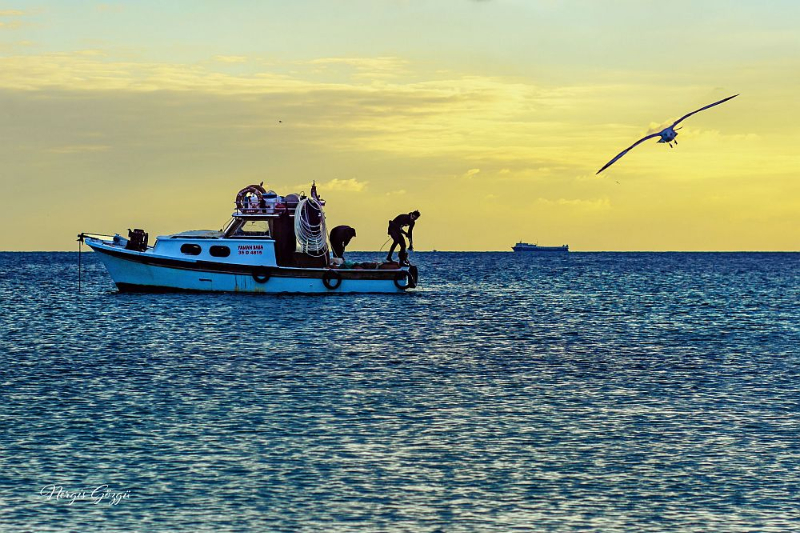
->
(221, 218), (237, 234)
(209, 245), (231, 258)
(235, 220), (270, 237)
(180, 243), (202, 255)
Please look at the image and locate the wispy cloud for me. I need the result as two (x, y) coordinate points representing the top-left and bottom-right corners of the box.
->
(0, 8), (27, 30)
(462, 168), (481, 179)
(214, 55), (247, 64)
(96, 4), (125, 13)
(0, 52), (305, 92)
(0, 52), (767, 184)
(536, 197), (612, 211)
(318, 178), (368, 192)
(48, 144), (110, 154)
(74, 49), (107, 57)
(305, 56), (410, 79)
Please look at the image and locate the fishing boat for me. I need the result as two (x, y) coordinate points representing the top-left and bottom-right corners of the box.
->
(80, 183), (418, 293)
(512, 242), (569, 253)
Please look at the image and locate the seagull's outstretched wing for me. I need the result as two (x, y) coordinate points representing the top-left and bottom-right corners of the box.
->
(596, 132), (661, 174)
(671, 94), (738, 128)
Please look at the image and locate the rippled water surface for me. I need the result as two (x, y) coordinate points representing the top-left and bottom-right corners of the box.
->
(2, 252), (799, 532)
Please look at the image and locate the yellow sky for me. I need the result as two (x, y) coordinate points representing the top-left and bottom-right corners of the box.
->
(1, 1), (798, 251)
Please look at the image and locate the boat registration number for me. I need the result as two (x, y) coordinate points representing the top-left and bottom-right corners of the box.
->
(238, 244), (263, 256)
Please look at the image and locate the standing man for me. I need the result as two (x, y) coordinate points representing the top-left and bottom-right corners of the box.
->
(330, 225), (356, 259)
(386, 210), (420, 264)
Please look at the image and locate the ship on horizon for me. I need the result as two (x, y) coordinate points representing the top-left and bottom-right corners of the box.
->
(513, 242), (569, 253)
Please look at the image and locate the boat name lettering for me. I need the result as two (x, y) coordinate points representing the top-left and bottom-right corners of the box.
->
(237, 244), (263, 255)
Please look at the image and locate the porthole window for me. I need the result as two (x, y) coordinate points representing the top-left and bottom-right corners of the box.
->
(209, 245), (231, 258)
(180, 243), (201, 255)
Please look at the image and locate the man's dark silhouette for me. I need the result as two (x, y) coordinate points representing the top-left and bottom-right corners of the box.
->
(330, 225), (356, 259)
(386, 210), (420, 264)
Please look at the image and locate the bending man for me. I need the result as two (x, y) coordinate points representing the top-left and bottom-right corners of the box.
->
(386, 210), (420, 264)
(330, 225), (356, 259)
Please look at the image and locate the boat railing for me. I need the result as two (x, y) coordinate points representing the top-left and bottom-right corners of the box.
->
(233, 208), (297, 217)
(78, 232), (116, 242)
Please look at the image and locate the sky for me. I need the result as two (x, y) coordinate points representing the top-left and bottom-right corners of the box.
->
(1, 0), (798, 251)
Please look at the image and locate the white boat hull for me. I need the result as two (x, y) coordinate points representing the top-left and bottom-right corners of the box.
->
(86, 238), (414, 294)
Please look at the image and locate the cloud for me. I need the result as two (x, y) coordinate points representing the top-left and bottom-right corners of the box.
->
(0, 8), (27, 30)
(0, 53), (795, 251)
(317, 178), (368, 192)
(0, 52), (609, 168)
(214, 55), (247, 64)
(48, 144), (110, 154)
(0, 52), (770, 191)
(535, 197), (612, 211)
(647, 121), (669, 134)
(305, 56), (409, 78)
(463, 168), (481, 178)
(96, 4), (125, 13)
(677, 128), (759, 142)
(74, 49), (107, 57)
(0, 51), (311, 92)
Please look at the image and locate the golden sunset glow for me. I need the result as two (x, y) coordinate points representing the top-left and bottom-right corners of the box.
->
(1, 1), (798, 250)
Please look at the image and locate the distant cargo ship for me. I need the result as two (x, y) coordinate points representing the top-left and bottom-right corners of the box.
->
(512, 242), (569, 252)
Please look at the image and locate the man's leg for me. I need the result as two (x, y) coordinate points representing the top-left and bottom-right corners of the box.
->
(398, 237), (409, 264)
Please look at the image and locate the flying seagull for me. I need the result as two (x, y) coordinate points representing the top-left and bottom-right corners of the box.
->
(596, 94), (738, 175)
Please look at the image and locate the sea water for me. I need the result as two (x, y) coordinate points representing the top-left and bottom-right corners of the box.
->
(1, 252), (798, 531)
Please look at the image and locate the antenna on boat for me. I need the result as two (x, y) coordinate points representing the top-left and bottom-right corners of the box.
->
(77, 233), (84, 293)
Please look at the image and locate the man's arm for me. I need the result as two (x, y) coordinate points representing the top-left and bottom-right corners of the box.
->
(407, 220), (415, 248)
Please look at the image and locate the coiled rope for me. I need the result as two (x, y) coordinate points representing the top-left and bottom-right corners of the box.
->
(294, 197), (328, 257)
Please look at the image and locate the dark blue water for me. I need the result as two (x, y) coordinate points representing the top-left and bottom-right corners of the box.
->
(2, 252), (798, 532)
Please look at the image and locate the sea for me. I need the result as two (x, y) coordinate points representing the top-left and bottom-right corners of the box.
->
(1, 251), (798, 532)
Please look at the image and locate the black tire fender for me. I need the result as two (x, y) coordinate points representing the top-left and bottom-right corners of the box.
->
(408, 265), (419, 288)
(323, 269), (342, 290)
(394, 270), (412, 290)
(252, 268), (271, 284)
